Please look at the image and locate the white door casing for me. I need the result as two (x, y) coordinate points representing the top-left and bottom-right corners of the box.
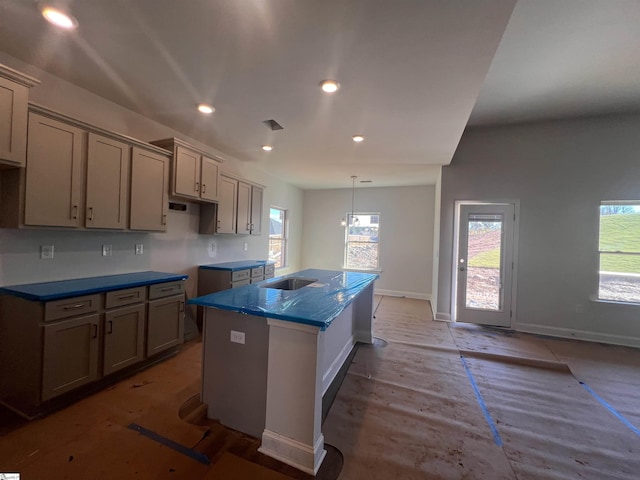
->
(454, 203), (516, 327)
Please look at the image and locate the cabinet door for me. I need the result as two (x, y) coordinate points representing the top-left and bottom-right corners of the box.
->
(250, 185), (263, 235)
(216, 175), (237, 234)
(24, 113), (85, 227)
(200, 156), (219, 202)
(174, 145), (200, 199)
(104, 304), (145, 375)
(237, 181), (252, 235)
(130, 147), (169, 232)
(86, 133), (130, 229)
(147, 294), (184, 357)
(0, 76), (29, 166)
(42, 313), (100, 401)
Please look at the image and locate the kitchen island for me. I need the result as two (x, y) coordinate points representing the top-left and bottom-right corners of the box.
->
(188, 268), (378, 475)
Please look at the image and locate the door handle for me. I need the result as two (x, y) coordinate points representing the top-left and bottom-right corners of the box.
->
(459, 266), (466, 272)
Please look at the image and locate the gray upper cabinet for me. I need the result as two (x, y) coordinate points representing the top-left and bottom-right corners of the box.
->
(130, 146), (169, 232)
(151, 137), (222, 203)
(24, 112), (85, 227)
(216, 174), (238, 234)
(237, 181), (263, 235)
(86, 133), (130, 229)
(0, 64), (39, 168)
(1, 104), (171, 232)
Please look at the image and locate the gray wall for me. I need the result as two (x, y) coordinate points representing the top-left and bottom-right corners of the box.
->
(0, 53), (304, 303)
(303, 186), (435, 298)
(437, 114), (640, 347)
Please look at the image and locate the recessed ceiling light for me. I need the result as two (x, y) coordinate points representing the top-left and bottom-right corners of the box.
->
(320, 80), (340, 93)
(197, 104), (215, 114)
(262, 145), (273, 152)
(41, 6), (78, 30)
(352, 135), (365, 143)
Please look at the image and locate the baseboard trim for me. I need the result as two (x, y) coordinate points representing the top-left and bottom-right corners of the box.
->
(516, 322), (640, 349)
(375, 289), (431, 300)
(435, 312), (451, 322)
(259, 430), (326, 475)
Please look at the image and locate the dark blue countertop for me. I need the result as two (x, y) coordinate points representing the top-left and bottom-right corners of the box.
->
(199, 260), (273, 271)
(0, 271), (188, 302)
(188, 268), (378, 330)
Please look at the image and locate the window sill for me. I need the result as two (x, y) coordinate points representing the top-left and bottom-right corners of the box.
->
(589, 294), (640, 307)
(342, 267), (382, 274)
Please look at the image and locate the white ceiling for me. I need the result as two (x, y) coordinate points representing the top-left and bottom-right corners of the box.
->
(1, 1), (639, 189)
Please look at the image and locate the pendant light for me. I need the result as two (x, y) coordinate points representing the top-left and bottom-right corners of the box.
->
(341, 176), (359, 226)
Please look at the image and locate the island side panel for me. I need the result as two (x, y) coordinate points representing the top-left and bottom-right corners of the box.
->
(260, 319), (326, 475)
(320, 303), (355, 395)
(201, 308), (269, 438)
(353, 281), (375, 343)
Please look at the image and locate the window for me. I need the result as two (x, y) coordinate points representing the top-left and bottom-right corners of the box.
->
(269, 207), (287, 268)
(598, 203), (640, 303)
(345, 213), (380, 270)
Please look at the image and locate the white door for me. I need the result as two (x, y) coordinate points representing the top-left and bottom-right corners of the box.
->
(456, 203), (515, 327)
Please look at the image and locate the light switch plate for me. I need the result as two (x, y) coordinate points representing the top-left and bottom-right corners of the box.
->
(102, 244), (112, 257)
(135, 244), (144, 255)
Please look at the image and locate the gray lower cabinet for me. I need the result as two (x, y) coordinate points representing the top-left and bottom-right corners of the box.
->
(103, 304), (146, 375)
(147, 294), (184, 357)
(0, 279), (184, 416)
(42, 313), (100, 401)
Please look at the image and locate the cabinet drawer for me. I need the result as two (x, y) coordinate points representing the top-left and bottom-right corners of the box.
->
(231, 278), (251, 288)
(251, 266), (264, 278)
(264, 264), (275, 276)
(149, 281), (185, 300)
(231, 269), (250, 282)
(250, 276), (264, 284)
(106, 286), (146, 309)
(45, 294), (100, 322)
(264, 272), (275, 280)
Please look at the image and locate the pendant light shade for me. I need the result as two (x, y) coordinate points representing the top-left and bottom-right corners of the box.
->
(341, 176), (358, 226)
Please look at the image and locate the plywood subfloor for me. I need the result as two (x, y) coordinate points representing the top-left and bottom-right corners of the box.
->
(323, 295), (640, 479)
(2, 296), (639, 479)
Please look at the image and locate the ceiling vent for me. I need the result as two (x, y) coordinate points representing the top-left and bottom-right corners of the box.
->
(262, 119), (284, 131)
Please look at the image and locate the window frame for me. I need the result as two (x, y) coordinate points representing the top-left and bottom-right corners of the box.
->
(597, 201), (640, 304)
(344, 212), (381, 271)
(269, 206), (288, 269)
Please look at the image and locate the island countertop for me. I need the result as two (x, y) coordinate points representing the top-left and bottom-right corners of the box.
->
(188, 268), (378, 329)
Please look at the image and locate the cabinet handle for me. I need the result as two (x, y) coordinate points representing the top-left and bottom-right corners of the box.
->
(180, 301), (185, 312)
(87, 207), (93, 221)
(107, 320), (113, 334)
(202, 184), (206, 194)
(160, 286), (175, 292)
(195, 182), (200, 192)
(71, 205), (78, 220)
(162, 214), (167, 225)
(117, 294), (136, 300)
(63, 303), (86, 310)
(92, 324), (98, 339)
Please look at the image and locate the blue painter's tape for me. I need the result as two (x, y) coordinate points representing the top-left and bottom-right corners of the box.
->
(580, 382), (640, 438)
(460, 356), (504, 447)
(128, 423), (210, 465)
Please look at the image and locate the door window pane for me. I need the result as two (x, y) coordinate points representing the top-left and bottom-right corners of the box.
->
(465, 214), (503, 310)
(269, 207), (287, 268)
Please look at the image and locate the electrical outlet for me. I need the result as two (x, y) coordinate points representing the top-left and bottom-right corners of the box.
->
(41, 245), (54, 259)
(135, 243), (144, 255)
(230, 330), (245, 344)
(102, 244), (112, 257)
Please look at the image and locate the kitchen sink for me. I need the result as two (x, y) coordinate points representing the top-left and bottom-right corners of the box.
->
(260, 277), (318, 291)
